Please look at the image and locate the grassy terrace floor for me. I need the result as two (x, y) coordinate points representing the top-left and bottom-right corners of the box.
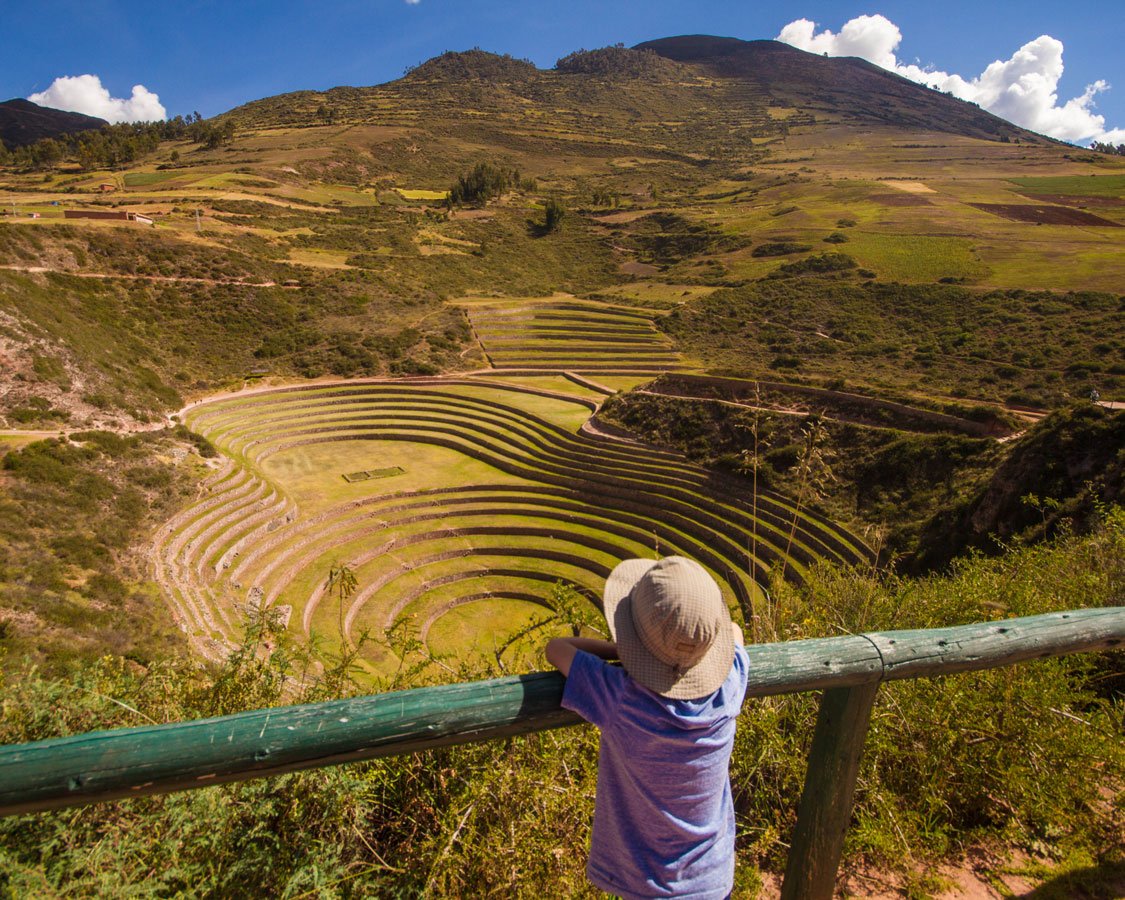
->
(164, 377), (871, 676)
(462, 295), (686, 372)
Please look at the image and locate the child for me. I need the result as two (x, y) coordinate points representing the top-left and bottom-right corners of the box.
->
(546, 556), (749, 900)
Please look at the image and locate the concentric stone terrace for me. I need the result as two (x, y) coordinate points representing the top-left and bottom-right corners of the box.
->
(465, 298), (685, 372)
(158, 378), (871, 669)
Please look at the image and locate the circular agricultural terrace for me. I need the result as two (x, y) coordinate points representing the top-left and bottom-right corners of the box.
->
(463, 297), (689, 372)
(158, 372), (872, 673)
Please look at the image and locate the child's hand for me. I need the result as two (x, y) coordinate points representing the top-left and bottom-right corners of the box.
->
(546, 637), (618, 676)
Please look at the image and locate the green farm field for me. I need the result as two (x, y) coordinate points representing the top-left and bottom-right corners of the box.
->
(1006, 173), (1125, 196)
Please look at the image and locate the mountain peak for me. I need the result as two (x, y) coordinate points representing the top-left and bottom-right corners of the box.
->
(554, 46), (688, 80)
(632, 34), (757, 61)
(403, 49), (538, 83)
(635, 35), (1042, 143)
(0, 98), (108, 149)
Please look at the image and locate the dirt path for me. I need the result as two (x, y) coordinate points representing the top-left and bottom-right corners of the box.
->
(635, 388), (807, 418)
(0, 264), (296, 289)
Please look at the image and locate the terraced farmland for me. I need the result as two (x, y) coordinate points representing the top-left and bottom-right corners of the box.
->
(464, 297), (685, 373)
(159, 378), (871, 673)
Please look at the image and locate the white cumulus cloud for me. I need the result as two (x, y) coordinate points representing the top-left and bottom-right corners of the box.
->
(777, 15), (1124, 145)
(28, 74), (166, 124)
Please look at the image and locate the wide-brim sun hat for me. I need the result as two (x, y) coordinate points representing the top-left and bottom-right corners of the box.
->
(603, 555), (735, 700)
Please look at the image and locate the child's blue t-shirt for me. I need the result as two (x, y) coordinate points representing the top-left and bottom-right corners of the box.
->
(561, 644), (750, 900)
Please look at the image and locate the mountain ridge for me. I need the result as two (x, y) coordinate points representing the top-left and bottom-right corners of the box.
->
(220, 36), (1049, 146)
(0, 98), (108, 149)
(633, 36), (1049, 143)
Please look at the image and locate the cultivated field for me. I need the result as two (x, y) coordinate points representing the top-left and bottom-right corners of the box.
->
(162, 378), (870, 673)
(462, 294), (685, 372)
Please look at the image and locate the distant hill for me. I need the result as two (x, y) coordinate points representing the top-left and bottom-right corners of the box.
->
(0, 98), (107, 149)
(634, 36), (1048, 143)
(224, 36), (1050, 145)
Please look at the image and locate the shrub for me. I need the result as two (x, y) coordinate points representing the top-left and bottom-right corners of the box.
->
(772, 252), (857, 277)
(765, 443), (801, 472)
(752, 241), (811, 258)
(172, 425), (217, 457)
(448, 163), (510, 206)
(542, 197), (566, 233)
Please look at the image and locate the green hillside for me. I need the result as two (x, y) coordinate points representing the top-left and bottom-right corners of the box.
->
(0, 31), (1119, 655)
(0, 37), (1123, 895)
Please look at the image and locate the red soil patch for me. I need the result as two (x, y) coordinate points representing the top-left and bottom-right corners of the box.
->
(1016, 193), (1124, 209)
(868, 193), (933, 207)
(592, 210), (654, 224)
(620, 260), (660, 276)
(450, 208), (493, 221)
(969, 203), (1122, 226)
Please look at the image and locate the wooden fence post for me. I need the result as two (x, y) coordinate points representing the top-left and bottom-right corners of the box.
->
(780, 681), (880, 900)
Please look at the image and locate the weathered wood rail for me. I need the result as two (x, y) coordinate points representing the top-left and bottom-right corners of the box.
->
(2, 607), (1122, 900)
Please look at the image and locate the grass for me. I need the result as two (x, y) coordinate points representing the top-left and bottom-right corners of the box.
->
(1006, 174), (1125, 197)
(122, 172), (181, 187)
(396, 188), (450, 200)
(844, 232), (989, 283)
(0, 430), (204, 667)
(660, 276), (1125, 408)
(257, 438), (524, 513)
(0, 228), (481, 422)
(465, 297), (682, 372)
(3, 508), (1123, 897)
(425, 594), (562, 657)
(166, 379), (863, 671)
(464, 373), (608, 399)
(2, 56), (1124, 894)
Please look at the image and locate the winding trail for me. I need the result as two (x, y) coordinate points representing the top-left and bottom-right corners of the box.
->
(0, 263), (295, 289)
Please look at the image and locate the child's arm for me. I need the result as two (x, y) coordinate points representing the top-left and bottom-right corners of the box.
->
(731, 622), (744, 646)
(545, 637), (618, 677)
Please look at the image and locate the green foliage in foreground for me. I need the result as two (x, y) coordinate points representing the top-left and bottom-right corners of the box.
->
(1, 512), (1123, 898)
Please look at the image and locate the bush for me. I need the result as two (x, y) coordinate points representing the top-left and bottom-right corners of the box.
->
(172, 425), (217, 457)
(542, 197), (566, 233)
(448, 163), (510, 206)
(771, 252), (857, 277)
(752, 241), (811, 258)
(3, 515), (1122, 896)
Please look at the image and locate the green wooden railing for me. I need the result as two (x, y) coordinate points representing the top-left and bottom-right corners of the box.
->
(2, 607), (1122, 900)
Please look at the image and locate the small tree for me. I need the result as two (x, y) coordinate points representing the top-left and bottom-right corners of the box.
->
(326, 561), (358, 641)
(543, 197), (566, 232)
(782, 416), (836, 574)
(448, 162), (509, 206)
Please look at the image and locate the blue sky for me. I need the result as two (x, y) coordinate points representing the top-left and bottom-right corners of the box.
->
(3, 0), (1122, 144)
